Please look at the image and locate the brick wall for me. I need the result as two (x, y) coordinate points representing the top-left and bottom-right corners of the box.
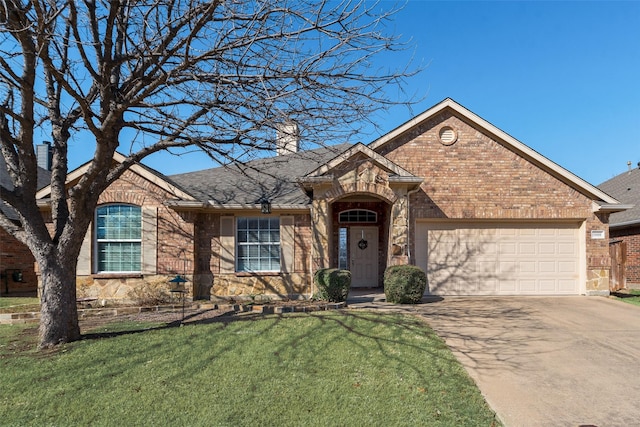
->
(611, 225), (640, 286)
(98, 169), (194, 276)
(192, 211), (314, 299)
(0, 227), (37, 295)
(376, 108), (610, 292)
(63, 168), (194, 302)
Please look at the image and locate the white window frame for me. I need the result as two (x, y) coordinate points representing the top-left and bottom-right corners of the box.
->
(236, 216), (281, 272)
(94, 204), (142, 273)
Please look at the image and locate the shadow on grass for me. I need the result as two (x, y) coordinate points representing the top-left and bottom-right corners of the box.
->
(80, 295), (445, 342)
(611, 291), (640, 299)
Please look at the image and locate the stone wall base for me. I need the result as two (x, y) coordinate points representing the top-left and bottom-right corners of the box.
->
(586, 268), (610, 295)
(211, 273), (313, 299)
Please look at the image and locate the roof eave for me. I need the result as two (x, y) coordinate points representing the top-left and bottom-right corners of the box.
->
(166, 200), (310, 212)
(596, 203), (634, 213)
(610, 219), (640, 229)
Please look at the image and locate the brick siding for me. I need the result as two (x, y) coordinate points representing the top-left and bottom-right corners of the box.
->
(0, 227), (37, 295)
(375, 109), (610, 292)
(611, 225), (640, 285)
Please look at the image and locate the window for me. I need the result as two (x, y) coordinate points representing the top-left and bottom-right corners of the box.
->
(339, 209), (377, 223)
(338, 227), (348, 269)
(95, 204), (141, 273)
(237, 217), (280, 272)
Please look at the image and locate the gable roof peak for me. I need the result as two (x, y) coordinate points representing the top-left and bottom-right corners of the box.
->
(35, 151), (196, 201)
(368, 98), (620, 205)
(304, 142), (417, 179)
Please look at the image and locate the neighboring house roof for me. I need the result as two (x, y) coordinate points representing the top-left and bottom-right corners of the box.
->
(598, 166), (640, 228)
(369, 98), (622, 208)
(35, 151), (196, 201)
(0, 155), (51, 221)
(169, 143), (352, 209)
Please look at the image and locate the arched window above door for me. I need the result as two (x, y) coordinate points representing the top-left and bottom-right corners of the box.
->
(339, 209), (377, 223)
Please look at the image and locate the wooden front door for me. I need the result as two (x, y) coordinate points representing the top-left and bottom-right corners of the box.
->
(350, 227), (378, 287)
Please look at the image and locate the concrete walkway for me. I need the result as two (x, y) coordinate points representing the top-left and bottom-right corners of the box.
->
(347, 291), (640, 427)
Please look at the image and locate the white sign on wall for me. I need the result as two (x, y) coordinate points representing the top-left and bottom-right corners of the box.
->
(590, 230), (606, 240)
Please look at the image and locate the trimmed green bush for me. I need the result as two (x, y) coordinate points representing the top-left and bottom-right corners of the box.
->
(384, 265), (427, 304)
(313, 268), (351, 302)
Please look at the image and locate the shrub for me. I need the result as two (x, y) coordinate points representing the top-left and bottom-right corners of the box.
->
(384, 265), (427, 304)
(313, 268), (351, 302)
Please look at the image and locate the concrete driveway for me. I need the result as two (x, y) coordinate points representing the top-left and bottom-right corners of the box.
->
(420, 296), (640, 427)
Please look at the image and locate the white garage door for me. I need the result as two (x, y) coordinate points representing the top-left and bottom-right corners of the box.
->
(415, 222), (582, 295)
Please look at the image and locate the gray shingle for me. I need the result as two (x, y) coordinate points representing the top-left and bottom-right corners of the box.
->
(169, 143), (351, 206)
(598, 166), (640, 227)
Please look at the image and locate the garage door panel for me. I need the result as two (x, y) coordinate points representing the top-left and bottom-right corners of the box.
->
(539, 279), (556, 292)
(519, 261), (536, 273)
(539, 242), (556, 255)
(559, 279), (576, 292)
(558, 242), (576, 254)
(520, 280), (537, 292)
(499, 280), (517, 292)
(519, 242), (536, 255)
(539, 261), (556, 273)
(422, 223), (581, 296)
(558, 261), (577, 273)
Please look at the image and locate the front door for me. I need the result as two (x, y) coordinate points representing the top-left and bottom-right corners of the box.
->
(350, 226), (378, 287)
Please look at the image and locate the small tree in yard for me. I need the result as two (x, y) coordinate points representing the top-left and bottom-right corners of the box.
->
(0, 0), (417, 348)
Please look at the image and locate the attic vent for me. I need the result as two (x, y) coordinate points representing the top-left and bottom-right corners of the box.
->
(438, 126), (457, 145)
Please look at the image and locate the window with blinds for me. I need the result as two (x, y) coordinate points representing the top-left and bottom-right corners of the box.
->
(236, 217), (280, 272)
(95, 204), (142, 273)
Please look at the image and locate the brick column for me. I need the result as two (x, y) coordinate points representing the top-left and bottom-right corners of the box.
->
(389, 189), (409, 266)
(311, 199), (330, 270)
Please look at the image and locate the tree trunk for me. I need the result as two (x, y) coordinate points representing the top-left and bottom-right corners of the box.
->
(38, 258), (80, 348)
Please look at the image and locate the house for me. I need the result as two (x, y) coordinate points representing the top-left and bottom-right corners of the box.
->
(33, 98), (627, 301)
(598, 164), (640, 288)
(0, 148), (52, 296)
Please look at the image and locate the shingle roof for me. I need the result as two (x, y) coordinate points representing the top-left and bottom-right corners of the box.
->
(598, 166), (640, 227)
(0, 155), (51, 221)
(169, 143), (352, 207)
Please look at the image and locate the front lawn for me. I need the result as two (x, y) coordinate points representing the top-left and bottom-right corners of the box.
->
(0, 296), (40, 313)
(0, 311), (499, 426)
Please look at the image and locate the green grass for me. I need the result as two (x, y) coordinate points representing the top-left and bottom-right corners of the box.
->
(612, 289), (640, 306)
(0, 296), (40, 313)
(0, 311), (499, 426)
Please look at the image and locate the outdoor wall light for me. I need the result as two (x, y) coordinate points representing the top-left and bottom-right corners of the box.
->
(260, 198), (271, 214)
(1, 269), (23, 295)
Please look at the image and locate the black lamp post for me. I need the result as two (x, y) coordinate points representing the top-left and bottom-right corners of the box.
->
(168, 275), (188, 323)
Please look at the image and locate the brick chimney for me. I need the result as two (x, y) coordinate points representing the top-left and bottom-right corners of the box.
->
(36, 142), (52, 171)
(276, 122), (299, 156)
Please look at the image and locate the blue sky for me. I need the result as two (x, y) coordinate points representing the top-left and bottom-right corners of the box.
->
(104, 1), (640, 185)
(376, 0), (640, 185)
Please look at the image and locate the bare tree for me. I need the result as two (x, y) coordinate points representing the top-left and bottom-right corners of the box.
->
(0, 0), (417, 348)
